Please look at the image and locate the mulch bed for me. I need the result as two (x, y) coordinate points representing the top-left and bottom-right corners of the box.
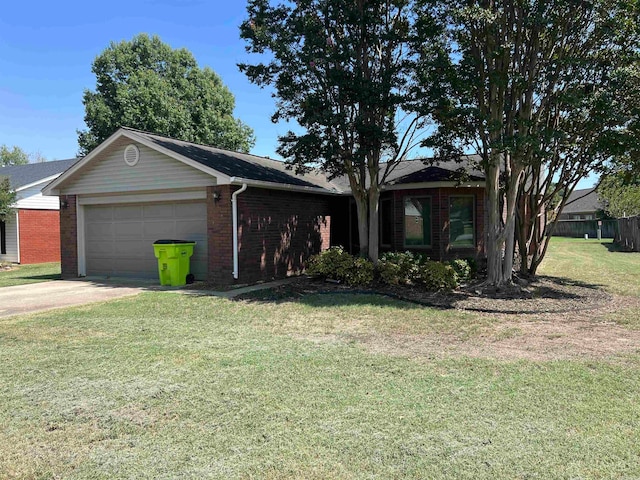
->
(235, 275), (613, 316)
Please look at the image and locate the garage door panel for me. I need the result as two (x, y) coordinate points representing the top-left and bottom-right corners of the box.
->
(88, 207), (114, 221)
(85, 201), (207, 279)
(86, 241), (115, 255)
(143, 204), (174, 218)
(114, 221), (144, 237)
(174, 203), (206, 217)
(114, 205), (143, 220)
(86, 223), (114, 239)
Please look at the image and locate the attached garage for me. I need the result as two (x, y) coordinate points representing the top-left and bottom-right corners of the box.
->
(43, 127), (334, 285)
(84, 201), (207, 279)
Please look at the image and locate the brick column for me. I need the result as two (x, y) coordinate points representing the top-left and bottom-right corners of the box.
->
(59, 195), (78, 278)
(207, 185), (235, 285)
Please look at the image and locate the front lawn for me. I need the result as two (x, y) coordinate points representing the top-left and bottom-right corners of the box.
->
(539, 238), (640, 297)
(1, 240), (639, 478)
(0, 262), (61, 288)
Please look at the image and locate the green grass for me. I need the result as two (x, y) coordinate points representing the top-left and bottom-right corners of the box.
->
(539, 238), (640, 297)
(1, 292), (640, 479)
(0, 262), (61, 288)
(1, 240), (640, 478)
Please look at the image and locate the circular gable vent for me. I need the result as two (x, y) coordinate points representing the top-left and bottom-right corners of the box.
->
(124, 144), (140, 166)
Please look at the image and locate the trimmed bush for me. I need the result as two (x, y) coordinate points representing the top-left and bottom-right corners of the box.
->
(306, 247), (374, 286)
(416, 261), (458, 291)
(377, 251), (424, 285)
(448, 258), (472, 283)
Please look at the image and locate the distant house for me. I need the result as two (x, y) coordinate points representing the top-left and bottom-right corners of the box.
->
(44, 127), (486, 284)
(554, 187), (616, 238)
(0, 159), (78, 264)
(558, 188), (605, 221)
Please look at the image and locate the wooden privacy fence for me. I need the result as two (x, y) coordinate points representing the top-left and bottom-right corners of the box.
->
(616, 216), (640, 252)
(551, 219), (618, 239)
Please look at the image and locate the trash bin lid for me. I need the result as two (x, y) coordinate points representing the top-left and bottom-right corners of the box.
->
(153, 239), (195, 244)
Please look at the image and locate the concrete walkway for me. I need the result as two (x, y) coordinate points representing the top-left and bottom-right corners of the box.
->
(0, 280), (144, 318)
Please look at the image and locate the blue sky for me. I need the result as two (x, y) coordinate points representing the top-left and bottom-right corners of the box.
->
(0, 0), (596, 188)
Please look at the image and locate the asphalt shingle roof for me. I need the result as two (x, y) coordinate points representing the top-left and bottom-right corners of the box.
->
(0, 158), (79, 189)
(125, 128), (339, 191)
(563, 188), (604, 214)
(119, 128), (486, 194)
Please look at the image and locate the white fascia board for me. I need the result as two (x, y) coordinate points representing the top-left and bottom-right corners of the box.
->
(382, 181), (486, 191)
(42, 128), (230, 196)
(16, 174), (62, 193)
(226, 176), (340, 196)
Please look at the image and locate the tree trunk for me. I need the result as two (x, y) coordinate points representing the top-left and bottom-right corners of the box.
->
(368, 186), (380, 264)
(485, 161), (509, 285)
(354, 193), (369, 258)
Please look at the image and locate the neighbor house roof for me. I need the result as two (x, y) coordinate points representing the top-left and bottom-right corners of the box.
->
(0, 158), (79, 190)
(563, 188), (604, 214)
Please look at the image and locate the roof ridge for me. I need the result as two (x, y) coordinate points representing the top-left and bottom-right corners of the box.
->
(122, 126), (288, 166)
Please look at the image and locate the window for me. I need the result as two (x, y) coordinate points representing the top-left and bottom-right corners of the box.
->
(380, 197), (393, 247)
(404, 197), (431, 247)
(449, 196), (475, 248)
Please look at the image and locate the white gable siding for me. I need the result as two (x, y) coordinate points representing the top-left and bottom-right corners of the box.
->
(58, 138), (216, 195)
(16, 180), (60, 210)
(0, 213), (19, 263)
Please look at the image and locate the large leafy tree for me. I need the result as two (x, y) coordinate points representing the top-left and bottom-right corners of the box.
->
(415, 0), (639, 286)
(239, 0), (427, 262)
(78, 34), (255, 155)
(0, 145), (29, 166)
(599, 170), (640, 218)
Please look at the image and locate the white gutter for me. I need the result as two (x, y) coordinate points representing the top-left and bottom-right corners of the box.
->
(231, 183), (248, 280)
(227, 176), (341, 195)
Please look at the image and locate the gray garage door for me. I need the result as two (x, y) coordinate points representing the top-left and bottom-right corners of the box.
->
(85, 201), (207, 279)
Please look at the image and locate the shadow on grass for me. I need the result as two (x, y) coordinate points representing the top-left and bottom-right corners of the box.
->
(604, 242), (637, 253)
(18, 273), (62, 281)
(234, 275), (611, 315)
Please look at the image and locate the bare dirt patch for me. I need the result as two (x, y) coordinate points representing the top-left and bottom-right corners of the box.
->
(236, 277), (640, 361)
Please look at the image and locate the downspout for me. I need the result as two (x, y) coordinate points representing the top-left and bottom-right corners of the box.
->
(231, 183), (248, 280)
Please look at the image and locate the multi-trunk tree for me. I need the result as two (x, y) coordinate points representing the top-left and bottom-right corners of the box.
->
(415, 0), (639, 285)
(239, 0), (428, 262)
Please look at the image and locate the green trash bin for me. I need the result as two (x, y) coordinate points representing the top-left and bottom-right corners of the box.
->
(153, 240), (197, 286)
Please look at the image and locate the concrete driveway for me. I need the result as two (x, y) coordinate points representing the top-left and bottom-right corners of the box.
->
(0, 280), (145, 318)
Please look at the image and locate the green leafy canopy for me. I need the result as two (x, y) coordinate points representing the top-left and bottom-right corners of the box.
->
(0, 177), (17, 221)
(78, 33), (255, 155)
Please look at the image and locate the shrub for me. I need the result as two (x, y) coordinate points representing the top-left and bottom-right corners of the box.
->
(306, 247), (373, 286)
(377, 251), (425, 285)
(416, 261), (458, 291)
(448, 258), (472, 283)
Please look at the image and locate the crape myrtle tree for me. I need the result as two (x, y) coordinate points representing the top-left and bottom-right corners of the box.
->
(239, 0), (429, 262)
(414, 0), (639, 286)
(78, 34), (255, 155)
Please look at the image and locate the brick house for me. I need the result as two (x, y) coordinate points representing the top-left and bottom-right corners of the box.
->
(0, 159), (77, 264)
(43, 127), (486, 285)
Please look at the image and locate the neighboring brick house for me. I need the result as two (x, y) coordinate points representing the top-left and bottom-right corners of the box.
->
(0, 159), (77, 264)
(44, 127), (486, 285)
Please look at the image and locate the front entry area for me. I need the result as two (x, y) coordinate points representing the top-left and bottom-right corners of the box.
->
(84, 201), (207, 279)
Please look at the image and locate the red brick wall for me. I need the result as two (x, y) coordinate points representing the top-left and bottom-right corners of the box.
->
(17, 209), (61, 264)
(207, 185), (235, 285)
(59, 195), (78, 278)
(236, 187), (331, 284)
